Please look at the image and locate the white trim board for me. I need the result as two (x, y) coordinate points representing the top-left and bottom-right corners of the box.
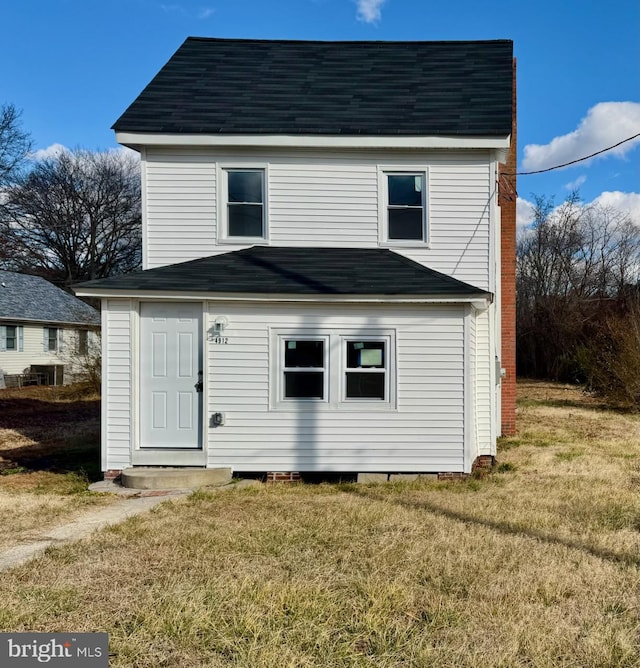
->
(116, 132), (511, 151)
(75, 290), (492, 306)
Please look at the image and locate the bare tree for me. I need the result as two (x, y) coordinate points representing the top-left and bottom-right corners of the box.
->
(0, 148), (141, 286)
(0, 103), (32, 185)
(517, 193), (640, 381)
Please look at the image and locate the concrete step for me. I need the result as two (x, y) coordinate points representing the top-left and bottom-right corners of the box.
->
(121, 467), (232, 490)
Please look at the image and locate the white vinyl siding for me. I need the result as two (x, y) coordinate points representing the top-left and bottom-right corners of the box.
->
(475, 307), (493, 454)
(467, 306), (478, 466)
(144, 150), (217, 268)
(103, 300), (133, 470)
(143, 148), (492, 290)
(269, 162), (379, 247)
(206, 302), (466, 473)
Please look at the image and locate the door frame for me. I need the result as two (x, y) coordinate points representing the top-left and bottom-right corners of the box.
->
(131, 299), (208, 467)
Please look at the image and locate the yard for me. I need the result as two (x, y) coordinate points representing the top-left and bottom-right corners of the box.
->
(0, 384), (116, 550)
(0, 381), (638, 666)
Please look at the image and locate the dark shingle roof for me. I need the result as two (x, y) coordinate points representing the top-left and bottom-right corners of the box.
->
(113, 38), (513, 137)
(75, 247), (488, 297)
(0, 271), (100, 325)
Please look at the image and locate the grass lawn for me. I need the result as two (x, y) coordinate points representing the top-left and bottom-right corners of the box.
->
(0, 384), (116, 550)
(0, 381), (638, 666)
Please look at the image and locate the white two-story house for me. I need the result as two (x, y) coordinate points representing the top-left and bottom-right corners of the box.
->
(76, 37), (516, 481)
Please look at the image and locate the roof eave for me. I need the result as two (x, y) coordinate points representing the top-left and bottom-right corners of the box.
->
(73, 287), (492, 305)
(0, 315), (100, 327)
(115, 132), (511, 151)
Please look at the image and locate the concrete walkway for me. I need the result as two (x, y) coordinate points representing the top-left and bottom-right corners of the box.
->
(0, 479), (260, 572)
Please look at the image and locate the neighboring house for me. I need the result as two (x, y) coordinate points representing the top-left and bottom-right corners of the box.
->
(76, 37), (517, 480)
(0, 270), (100, 387)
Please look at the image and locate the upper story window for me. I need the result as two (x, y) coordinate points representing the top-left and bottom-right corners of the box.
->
(382, 171), (428, 243)
(222, 168), (266, 240)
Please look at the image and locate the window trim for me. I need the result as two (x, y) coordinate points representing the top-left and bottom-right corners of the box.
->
(5, 325), (18, 351)
(278, 334), (329, 405)
(218, 164), (269, 243)
(378, 166), (429, 246)
(341, 335), (391, 403)
(1, 324), (23, 352)
(44, 327), (60, 353)
(270, 328), (396, 411)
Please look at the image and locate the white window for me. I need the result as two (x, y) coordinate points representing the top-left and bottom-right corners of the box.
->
(380, 170), (428, 243)
(343, 338), (389, 401)
(6, 325), (18, 351)
(0, 325), (23, 352)
(280, 336), (328, 402)
(272, 329), (395, 410)
(220, 168), (266, 240)
(43, 327), (61, 352)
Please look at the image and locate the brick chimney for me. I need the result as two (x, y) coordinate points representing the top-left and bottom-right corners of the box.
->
(498, 58), (517, 436)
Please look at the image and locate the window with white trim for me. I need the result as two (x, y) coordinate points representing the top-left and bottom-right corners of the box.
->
(281, 337), (328, 401)
(383, 171), (427, 242)
(6, 325), (18, 351)
(0, 324), (23, 352)
(343, 338), (389, 401)
(222, 168), (266, 239)
(272, 330), (395, 410)
(44, 327), (60, 352)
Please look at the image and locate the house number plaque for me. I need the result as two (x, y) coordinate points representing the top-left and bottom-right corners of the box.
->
(213, 336), (229, 344)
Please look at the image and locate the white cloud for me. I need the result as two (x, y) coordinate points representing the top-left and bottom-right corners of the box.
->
(29, 144), (140, 163)
(564, 175), (587, 191)
(30, 143), (70, 161)
(517, 197), (537, 232)
(356, 0), (385, 23)
(158, 3), (213, 18)
(108, 146), (141, 161)
(160, 3), (185, 14)
(516, 191), (640, 235)
(592, 191), (640, 224)
(522, 102), (640, 172)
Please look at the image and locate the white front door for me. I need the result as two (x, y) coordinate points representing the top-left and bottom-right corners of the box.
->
(140, 302), (203, 449)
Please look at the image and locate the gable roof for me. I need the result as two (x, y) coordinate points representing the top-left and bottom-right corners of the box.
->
(0, 271), (100, 326)
(113, 38), (513, 137)
(75, 247), (488, 298)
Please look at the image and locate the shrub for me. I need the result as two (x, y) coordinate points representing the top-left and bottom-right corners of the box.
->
(577, 298), (640, 409)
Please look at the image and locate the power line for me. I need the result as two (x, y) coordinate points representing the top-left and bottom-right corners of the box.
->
(506, 132), (640, 176)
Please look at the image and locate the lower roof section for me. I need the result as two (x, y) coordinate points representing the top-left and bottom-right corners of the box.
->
(74, 246), (490, 300)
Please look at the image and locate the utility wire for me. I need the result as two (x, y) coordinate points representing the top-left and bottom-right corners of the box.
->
(505, 132), (640, 176)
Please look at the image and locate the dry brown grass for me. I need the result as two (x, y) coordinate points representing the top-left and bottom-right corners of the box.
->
(0, 384), (114, 549)
(0, 380), (638, 667)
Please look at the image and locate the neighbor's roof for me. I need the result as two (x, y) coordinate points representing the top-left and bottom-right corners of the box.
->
(75, 247), (489, 298)
(0, 271), (100, 326)
(113, 38), (513, 137)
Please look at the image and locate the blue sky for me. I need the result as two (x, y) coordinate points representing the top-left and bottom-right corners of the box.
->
(2, 0), (639, 224)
